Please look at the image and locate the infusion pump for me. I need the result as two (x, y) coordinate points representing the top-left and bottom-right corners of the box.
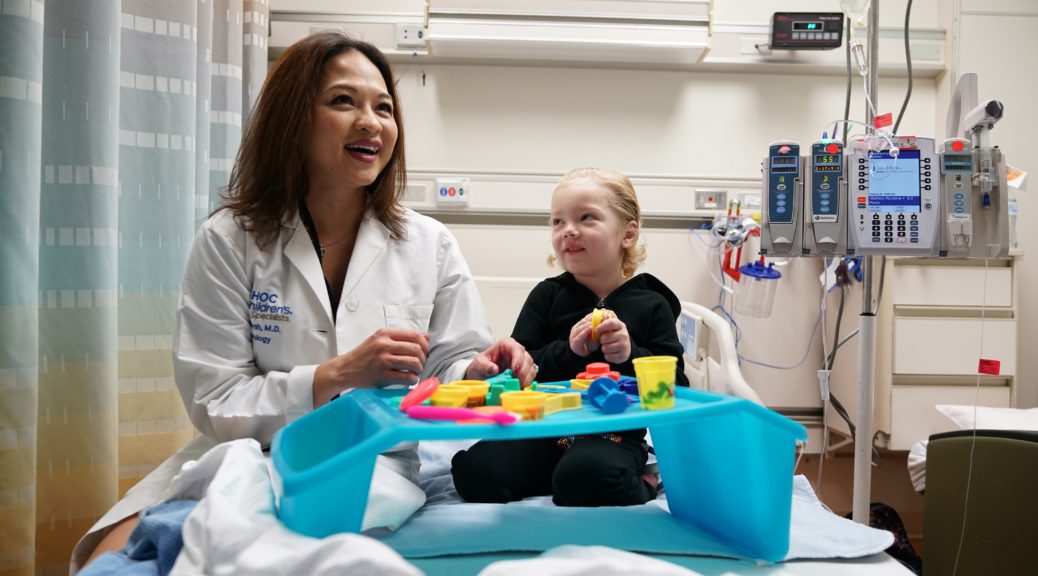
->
(847, 137), (940, 256)
(759, 136), (1009, 259)
(760, 141), (802, 256)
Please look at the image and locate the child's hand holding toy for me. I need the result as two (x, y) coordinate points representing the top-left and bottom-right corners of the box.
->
(569, 308), (631, 363)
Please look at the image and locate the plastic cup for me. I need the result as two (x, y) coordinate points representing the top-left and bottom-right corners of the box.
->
(450, 380), (491, 407)
(500, 390), (548, 421)
(632, 356), (678, 410)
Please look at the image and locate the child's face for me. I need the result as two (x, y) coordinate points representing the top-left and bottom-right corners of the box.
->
(550, 178), (635, 280)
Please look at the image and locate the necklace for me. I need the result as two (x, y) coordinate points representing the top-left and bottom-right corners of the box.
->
(317, 231), (353, 258)
(298, 201), (353, 259)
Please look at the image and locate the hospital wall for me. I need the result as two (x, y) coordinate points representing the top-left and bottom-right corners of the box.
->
(391, 16), (938, 415)
(952, 0), (1038, 409)
(269, 0), (1038, 417)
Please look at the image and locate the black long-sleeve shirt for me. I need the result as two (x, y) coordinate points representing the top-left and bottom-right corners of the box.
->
(511, 272), (690, 387)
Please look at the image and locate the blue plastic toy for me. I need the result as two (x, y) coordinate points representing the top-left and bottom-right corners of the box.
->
(587, 377), (629, 414)
(616, 376), (639, 396)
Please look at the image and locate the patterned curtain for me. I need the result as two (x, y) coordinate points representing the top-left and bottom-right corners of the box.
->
(0, 1), (267, 574)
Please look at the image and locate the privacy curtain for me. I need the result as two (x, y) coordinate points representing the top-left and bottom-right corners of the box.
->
(0, 1), (268, 573)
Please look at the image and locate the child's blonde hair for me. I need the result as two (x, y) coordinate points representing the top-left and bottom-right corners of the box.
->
(549, 167), (646, 278)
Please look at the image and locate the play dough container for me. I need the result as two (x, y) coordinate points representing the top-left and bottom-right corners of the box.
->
(590, 308), (615, 339)
(450, 380), (490, 407)
(500, 390), (548, 421)
(429, 384), (468, 407)
(632, 356), (678, 410)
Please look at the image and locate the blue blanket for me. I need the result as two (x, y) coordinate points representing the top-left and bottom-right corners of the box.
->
(79, 500), (198, 576)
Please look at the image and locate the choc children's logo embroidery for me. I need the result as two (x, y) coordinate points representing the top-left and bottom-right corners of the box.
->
(249, 290), (292, 344)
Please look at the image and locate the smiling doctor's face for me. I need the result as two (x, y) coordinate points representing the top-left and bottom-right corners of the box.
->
(306, 49), (398, 197)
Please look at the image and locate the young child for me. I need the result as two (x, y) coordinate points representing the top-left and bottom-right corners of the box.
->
(451, 168), (689, 507)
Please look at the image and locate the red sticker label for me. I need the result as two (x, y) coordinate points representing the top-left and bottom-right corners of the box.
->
(978, 359), (1001, 375)
(873, 113), (893, 128)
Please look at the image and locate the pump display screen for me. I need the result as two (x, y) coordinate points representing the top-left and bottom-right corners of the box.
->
(867, 150), (921, 213)
(814, 154), (841, 171)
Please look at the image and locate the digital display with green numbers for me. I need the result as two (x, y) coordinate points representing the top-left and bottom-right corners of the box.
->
(793, 21), (824, 32)
(771, 12), (844, 50)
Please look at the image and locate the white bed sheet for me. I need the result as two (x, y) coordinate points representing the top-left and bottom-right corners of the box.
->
(414, 548), (913, 576)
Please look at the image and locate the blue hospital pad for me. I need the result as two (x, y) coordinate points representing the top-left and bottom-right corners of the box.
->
(380, 476), (893, 562)
(378, 499), (737, 559)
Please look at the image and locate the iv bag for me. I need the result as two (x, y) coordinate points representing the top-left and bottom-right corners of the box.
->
(840, 0), (871, 26)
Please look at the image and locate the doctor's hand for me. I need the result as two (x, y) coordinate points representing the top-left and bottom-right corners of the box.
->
(466, 337), (538, 388)
(568, 313), (601, 358)
(313, 328), (429, 407)
(594, 317), (631, 364)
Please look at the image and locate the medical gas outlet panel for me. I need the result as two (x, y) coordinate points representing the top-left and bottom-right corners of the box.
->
(847, 137), (940, 256)
(803, 140), (847, 256)
(760, 142), (803, 256)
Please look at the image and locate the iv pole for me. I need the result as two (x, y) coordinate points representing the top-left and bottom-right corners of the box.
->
(852, 0), (880, 525)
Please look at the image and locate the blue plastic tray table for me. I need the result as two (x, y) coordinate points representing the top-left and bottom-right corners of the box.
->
(272, 387), (807, 562)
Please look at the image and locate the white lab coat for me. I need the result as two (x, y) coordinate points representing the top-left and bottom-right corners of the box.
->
(174, 206), (491, 446)
(71, 207), (494, 570)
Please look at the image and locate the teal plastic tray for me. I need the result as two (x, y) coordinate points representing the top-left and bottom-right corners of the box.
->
(272, 387), (807, 562)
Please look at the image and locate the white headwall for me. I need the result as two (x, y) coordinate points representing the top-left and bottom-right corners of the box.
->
(395, 62), (937, 410)
(401, 65), (936, 178)
(267, 0), (954, 410)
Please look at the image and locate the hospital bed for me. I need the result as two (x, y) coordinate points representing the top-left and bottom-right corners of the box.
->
(676, 300), (763, 405)
(95, 304), (916, 575)
(370, 302), (914, 575)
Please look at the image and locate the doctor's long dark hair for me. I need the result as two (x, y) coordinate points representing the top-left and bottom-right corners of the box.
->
(220, 32), (408, 247)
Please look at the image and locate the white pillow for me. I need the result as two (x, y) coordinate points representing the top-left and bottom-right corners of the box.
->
(936, 405), (1038, 432)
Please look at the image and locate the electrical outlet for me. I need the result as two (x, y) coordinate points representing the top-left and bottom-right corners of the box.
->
(435, 178), (470, 206)
(694, 189), (727, 210)
(395, 24), (426, 49)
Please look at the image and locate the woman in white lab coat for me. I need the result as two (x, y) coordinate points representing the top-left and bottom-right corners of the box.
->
(74, 32), (535, 568)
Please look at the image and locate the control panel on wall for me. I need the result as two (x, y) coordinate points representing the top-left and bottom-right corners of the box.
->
(804, 140), (846, 256)
(435, 177), (470, 206)
(847, 137), (939, 256)
(770, 12), (844, 50)
(760, 141), (802, 256)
